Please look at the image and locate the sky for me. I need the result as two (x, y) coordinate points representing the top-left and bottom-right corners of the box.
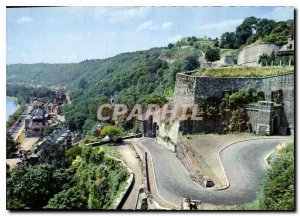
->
(6, 6), (294, 64)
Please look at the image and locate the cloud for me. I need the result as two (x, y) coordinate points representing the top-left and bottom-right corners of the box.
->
(136, 20), (158, 32)
(108, 7), (150, 23)
(17, 16), (33, 24)
(167, 34), (183, 43)
(137, 20), (174, 32)
(161, 21), (173, 30)
(269, 7), (294, 21)
(199, 19), (243, 31)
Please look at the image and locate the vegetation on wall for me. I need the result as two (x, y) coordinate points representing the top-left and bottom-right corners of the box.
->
(193, 66), (294, 78)
(197, 87), (261, 133)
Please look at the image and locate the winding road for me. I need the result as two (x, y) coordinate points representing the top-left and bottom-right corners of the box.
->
(139, 137), (289, 207)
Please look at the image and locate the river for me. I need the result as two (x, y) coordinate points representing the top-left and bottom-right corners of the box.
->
(6, 96), (18, 120)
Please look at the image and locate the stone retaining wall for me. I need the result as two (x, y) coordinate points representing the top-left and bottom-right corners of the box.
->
(238, 43), (280, 66)
(174, 72), (294, 131)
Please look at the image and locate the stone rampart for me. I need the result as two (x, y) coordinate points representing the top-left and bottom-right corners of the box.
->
(238, 43), (280, 66)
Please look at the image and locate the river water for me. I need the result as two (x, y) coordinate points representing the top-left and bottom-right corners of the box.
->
(6, 96), (18, 120)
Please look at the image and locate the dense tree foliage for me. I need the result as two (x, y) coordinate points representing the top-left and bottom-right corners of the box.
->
(46, 145), (128, 209)
(7, 84), (57, 104)
(220, 32), (236, 49)
(205, 47), (221, 63)
(7, 145), (129, 210)
(7, 164), (72, 209)
(219, 17), (293, 49)
(6, 131), (19, 157)
(182, 55), (200, 71)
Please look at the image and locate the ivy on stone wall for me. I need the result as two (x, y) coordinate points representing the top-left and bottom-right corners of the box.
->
(197, 87), (261, 133)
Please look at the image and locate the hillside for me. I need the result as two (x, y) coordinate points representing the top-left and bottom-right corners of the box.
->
(6, 16), (294, 134)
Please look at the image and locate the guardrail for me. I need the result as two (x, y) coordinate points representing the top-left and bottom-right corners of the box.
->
(107, 155), (135, 210)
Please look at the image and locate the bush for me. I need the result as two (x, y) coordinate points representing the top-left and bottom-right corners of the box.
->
(101, 125), (123, 137)
(65, 145), (83, 165)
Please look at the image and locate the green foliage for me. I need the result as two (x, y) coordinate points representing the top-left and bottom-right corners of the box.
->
(78, 78), (88, 89)
(197, 87), (259, 133)
(257, 142), (294, 210)
(220, 32), (236, 49)
(46, 186), (87, 209)
(101, 125), (123, 137)
(220, 17), (292, 49)
(182, 54), (200, 71)
(193, 66), (294, 78)
(6, 84), (57, 104)
(43, 125), (56, 136)
(235, 16), (258, 47)
(205, 47), (221, 63)
(146, 93), (168, 107)
(7, 164), (72, 209)
(236, 142), (295, 210)
(6, 131), (19, 157)
(65, 145), (83, 165)
(220, 87), (258, 133)
(8, 145), (129, 210)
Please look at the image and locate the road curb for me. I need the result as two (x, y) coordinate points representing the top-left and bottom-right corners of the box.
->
(215, 136), (290, 191)
(132, 138), (180, 209)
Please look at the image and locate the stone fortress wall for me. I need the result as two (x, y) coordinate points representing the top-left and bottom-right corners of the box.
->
(237, 43), (280, 66)
(174, 72), (294, 133)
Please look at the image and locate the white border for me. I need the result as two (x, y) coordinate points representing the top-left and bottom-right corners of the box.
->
(1, 1), (299, 216)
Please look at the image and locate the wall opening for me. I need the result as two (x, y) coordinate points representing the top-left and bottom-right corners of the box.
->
(272, 115), (280, 135)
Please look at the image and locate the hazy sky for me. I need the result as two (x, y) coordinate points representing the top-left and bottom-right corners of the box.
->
(6, 6), (294, 64)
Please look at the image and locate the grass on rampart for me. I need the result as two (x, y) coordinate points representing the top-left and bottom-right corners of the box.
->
(192, 66), (294, 78)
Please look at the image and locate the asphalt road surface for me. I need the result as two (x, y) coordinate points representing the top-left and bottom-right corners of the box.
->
(139, 137), (289, 206)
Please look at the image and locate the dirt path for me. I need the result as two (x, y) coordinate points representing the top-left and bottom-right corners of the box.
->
(115, 143), (143, 210)
(20, 137), (39, 151)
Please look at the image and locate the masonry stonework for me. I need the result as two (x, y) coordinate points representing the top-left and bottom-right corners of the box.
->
(238, 43), (280, 66)
(173, 72), (294, 135)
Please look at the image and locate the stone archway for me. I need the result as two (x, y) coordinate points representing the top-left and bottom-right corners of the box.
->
(272, 115), (280, 135)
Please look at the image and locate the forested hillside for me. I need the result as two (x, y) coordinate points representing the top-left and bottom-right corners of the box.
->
(6, 17), (293, 134)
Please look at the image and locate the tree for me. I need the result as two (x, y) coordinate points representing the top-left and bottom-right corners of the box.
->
(78, 78), (88, 89)
(182, 55), (200, 71)
(220, 32), (236, 49)
(167, 43), (174, 49)
(43, 125), (55, 136)
(6, 131), (18, 157)
(7, 164), (72, 209)
(66, 145), (83, 165)
(205, 47), (221, 64)
(46, 186), (87, 209)
(214, 37), (219, 47)
(235, 16), (258, 47)
(146, 94), (168, 107)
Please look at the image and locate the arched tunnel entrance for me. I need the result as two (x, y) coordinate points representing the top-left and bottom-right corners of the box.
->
(272, 115), (280, 135)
